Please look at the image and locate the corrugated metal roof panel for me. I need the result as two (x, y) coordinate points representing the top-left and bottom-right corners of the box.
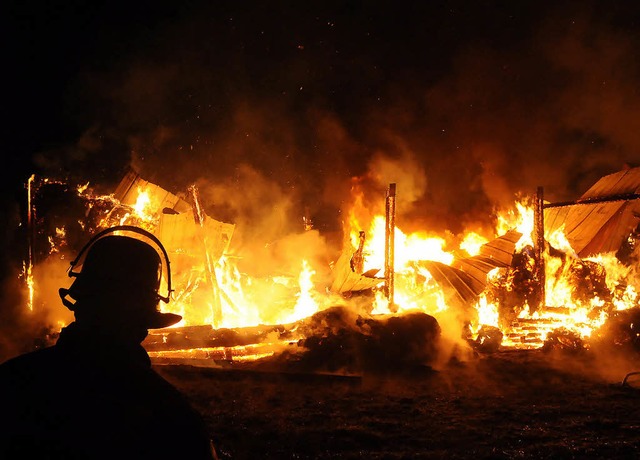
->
(548, 167), (640, 257)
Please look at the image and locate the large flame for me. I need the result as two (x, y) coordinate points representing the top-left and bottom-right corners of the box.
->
(23, 176), (640, 355)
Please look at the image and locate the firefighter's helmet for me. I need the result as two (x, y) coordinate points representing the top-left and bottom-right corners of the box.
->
(59, 226), (181, 329)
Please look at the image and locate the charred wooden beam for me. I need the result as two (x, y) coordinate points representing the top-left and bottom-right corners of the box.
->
(534, 186), (546, 311)
(144, 323), (294, 351)
(148, 342), (287, 362)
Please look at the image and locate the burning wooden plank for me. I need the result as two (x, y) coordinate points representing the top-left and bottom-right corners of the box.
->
(145, 323), (291, 351)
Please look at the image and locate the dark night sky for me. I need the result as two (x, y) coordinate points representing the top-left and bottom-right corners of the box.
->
(3, 0), (640, 260)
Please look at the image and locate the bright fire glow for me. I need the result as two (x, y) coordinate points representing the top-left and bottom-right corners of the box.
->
(497, 200), (534, 251)
(24, 175), (640, 355)
(22, 261), (34, 312)
(460, 232), (489, 256)
(133, 188), (152, 220)
(287, 260), (319, 323)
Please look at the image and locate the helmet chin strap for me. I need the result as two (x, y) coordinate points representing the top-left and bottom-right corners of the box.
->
(66, 225), (173, 303)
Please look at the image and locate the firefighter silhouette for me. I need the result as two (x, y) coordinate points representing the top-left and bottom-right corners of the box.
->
(0, 226), (217, 459)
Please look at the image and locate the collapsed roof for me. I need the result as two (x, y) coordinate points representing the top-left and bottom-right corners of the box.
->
(331, 166), (640, 313)
(545, 166), (640, 257)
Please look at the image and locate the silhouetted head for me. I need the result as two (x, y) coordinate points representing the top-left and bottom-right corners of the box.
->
(60, 232), (182, 335)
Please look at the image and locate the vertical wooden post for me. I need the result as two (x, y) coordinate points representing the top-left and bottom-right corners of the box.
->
(188, 184), (222, 327)
(384, 183), (397, 312)
(533, 186), (546, 310)
(25, 174), (36, 311)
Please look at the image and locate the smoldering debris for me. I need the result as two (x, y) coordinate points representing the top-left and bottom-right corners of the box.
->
(592, 307), (640, 352)
(537, 308), (640, 355)
(269, 306), (441, 375)
(145, 305), (442, 375)
(470, 325), (504, 353)
(468, 295), (640, 356)
(542, 328), (585, 353)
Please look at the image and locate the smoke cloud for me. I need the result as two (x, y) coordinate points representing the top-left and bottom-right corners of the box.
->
(35, 4), (638, 233)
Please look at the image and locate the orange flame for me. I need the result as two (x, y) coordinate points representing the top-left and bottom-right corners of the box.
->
(26, 175), (640, 355)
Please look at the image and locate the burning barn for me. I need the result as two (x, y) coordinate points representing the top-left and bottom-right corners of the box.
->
(19, 165), (640, 370)
(9, 3), (640, 457)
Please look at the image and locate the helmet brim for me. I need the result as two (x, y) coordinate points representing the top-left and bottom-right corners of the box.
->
(145, 312), (183, 329)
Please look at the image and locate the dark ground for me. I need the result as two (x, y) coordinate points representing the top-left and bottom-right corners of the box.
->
(155, 349), (640, 459)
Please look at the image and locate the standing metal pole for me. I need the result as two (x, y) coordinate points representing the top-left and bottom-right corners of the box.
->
(533, 186), (546, 311)
(384, 183), (397, 312)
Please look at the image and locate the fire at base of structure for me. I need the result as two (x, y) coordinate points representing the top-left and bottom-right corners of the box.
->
(22, 166), (640, 353)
